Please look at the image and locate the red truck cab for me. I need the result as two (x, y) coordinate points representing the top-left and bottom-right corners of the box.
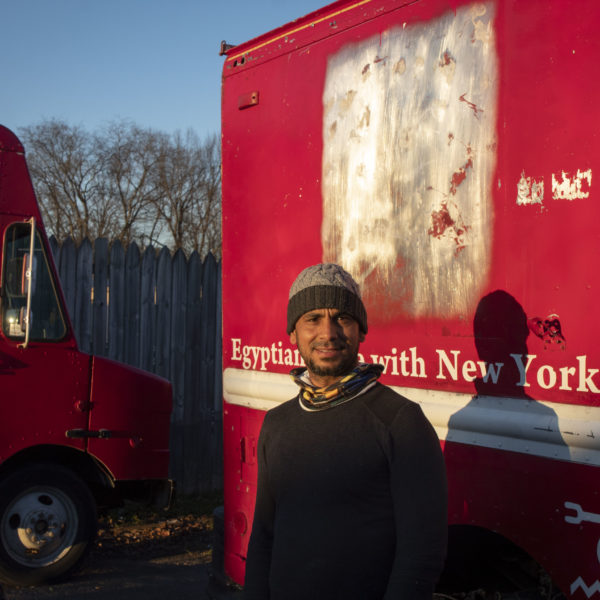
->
(0, 125), (173, 586)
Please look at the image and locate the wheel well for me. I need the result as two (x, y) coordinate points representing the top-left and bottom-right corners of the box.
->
(437, 525), (553, 596)
(0, 445), (118, 509)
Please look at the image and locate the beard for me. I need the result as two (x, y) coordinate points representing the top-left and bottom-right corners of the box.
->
(302, 348), (359, 380)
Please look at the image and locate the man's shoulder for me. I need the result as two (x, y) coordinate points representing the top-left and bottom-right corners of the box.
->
(265, 395), (299, 420)
(359, 382), (423, 426)
(364, 382), (415, 405)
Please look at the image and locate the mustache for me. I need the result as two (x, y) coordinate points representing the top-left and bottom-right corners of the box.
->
(311, 342), (348, 350)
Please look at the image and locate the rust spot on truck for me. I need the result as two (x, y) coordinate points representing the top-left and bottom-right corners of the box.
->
(459, 93), (483, 119)
(528, 315), (566, 349)
(440, 50), (455, 66)
(450, 152), (474, 195)
(429, 202), (455, 238)
(428, 201), (470, 255)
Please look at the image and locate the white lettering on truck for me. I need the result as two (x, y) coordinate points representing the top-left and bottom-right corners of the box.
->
(230, 338), (600, 393)
(564, 501), (600, 598)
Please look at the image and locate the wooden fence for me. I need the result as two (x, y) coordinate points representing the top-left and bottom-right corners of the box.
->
(49, 236), (223, 495)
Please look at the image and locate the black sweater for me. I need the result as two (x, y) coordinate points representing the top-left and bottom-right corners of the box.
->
(244, 383), (447, 600)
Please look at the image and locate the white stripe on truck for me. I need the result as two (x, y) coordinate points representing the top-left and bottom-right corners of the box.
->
(223, 367), (600, 467)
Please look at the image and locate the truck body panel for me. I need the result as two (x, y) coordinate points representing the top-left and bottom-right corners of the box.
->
(220, 0), (600, 596)
(88, 356), (172, 480)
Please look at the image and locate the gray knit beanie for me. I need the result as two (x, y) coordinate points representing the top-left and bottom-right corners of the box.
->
(286, 263), (367, 334)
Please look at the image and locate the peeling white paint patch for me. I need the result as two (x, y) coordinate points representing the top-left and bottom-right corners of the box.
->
(552, 169), (592, 200)
(515, 169), (593, 207)
(321, 3), (498, 318)
(516, 171), (544, 206)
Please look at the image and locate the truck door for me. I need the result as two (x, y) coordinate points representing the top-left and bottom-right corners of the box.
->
(0, 220), (90, 457)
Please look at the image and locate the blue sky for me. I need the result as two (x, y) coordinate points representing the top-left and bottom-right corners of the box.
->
(2, 0), (327, 138)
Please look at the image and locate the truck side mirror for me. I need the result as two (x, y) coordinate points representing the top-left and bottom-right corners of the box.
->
(21, 252), (36, 296)
(20, 254), (27, 295)
(17, 217), (35, 349)
(19, 306), (27, 333)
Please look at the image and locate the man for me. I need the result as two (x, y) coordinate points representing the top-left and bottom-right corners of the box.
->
(244, 263), (447, 600)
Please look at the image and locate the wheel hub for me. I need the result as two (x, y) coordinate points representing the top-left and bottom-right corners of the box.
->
(18, 509), (62, 550)
(2, 487), (77, 566)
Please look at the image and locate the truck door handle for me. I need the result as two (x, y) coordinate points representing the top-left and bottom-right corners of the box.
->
(240, 436), (256, 464)
(66, 429), (113, 439)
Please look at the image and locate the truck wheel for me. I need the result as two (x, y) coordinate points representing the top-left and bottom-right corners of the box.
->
(0, 464), (97, 586)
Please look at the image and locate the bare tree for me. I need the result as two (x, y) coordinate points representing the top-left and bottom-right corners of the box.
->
(97, 121), (165, 246)
(19, 119), (221, 257)
(152, 130), (222, 258)
(190, 134), (221, 259)
(20, 120), (113, 242)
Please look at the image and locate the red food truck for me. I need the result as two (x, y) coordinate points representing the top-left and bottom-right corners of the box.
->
(218, 0), (600, 597)
(0, 125), (173, 586)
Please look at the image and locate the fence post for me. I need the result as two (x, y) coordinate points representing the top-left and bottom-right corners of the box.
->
(155, 247), (172, 381)
(169, 248), (188, 489)
(108, 240), (125, 363)
(139, 246), (157, 373)
(75, 238), (93, 354)
(92, 238), (109, 357)
(57, 236), (77, 320)
(182, 251), (203, 493)
(124, 243), (141, 368)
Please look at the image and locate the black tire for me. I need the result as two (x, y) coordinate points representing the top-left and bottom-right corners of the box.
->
(0, 464), (97, 586)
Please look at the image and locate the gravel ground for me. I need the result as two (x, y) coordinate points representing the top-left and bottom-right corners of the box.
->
(2, 511), (216, 600)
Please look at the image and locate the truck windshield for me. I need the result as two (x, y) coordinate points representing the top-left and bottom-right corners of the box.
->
(1, 223), (67, 341)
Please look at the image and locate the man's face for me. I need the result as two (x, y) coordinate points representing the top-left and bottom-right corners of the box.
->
(290, 308), (365, 387)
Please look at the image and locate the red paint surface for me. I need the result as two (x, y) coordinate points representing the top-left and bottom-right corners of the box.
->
(221, 0), (600, 592)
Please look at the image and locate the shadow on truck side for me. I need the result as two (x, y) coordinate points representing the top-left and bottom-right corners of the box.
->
(440, 290), (568, 598)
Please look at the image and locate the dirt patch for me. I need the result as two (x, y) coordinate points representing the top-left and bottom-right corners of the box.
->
(94, 513), (213, 558)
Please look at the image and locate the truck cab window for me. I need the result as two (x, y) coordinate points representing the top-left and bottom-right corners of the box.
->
(1, 223), (66, 341)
